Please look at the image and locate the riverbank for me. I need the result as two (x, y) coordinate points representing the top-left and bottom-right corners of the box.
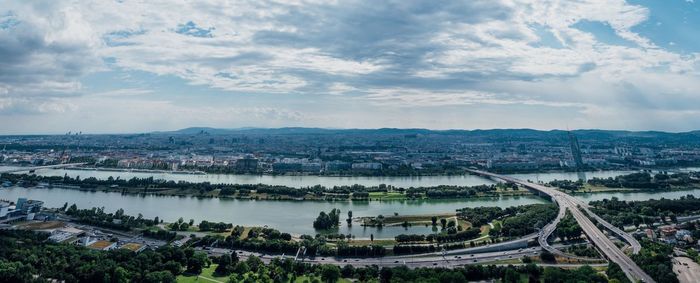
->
(47, 183), (534, 202)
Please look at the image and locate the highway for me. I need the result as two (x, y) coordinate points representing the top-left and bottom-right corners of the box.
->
(204, 246), (548, 268)
(467, 169), (654, 283)
(0, 163), (86, 174)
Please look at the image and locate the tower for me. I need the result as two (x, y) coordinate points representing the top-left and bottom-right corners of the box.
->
(568, 131), (584, 170)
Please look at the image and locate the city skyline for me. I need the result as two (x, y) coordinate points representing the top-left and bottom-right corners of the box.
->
(2, 0), (700, 134)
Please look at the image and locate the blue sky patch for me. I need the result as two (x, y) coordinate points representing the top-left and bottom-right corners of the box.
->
(572, 20), (636, 47)
(175, 21), (214, 38)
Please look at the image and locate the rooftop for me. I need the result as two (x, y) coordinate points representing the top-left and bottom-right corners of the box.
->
(88, 240), (115, 250)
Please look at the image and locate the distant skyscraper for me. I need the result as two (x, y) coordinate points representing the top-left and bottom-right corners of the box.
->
(568, 131), (584, 170)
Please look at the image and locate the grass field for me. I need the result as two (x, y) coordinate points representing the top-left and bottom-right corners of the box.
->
(368, 191), (406, 200)
(177, 264), (228, 283)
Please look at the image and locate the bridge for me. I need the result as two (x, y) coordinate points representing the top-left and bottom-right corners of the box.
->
(0, 163), (87, 174)
(467, 169), (654, 283)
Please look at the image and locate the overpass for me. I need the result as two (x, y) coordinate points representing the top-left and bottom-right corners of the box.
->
(0, 163), (87, 174)
(467, 169), (654, 283)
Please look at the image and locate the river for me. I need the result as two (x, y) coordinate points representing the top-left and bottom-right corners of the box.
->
(3, 166), (647, 188)
(1, 167), (698, 238)
(0, 186), (547, 238)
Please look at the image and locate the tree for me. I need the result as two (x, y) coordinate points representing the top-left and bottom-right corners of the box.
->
(187, 252), (209, 274)
(215, 254), (234, 275)
(143, 271), (175, 283)
(539, 251), (555, 263)
(431, 216), (438, 226)
(67, 203), (78, 214)
(504, 268), (519, 283)
(314, 209), (341, 230)
(233, 261), (250, 274)
(370, 234), (374, 242)
(320, 265), (340, 283)
(440, 218), (447, 229)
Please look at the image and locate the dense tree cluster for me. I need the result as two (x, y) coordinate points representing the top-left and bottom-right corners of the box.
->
(421, 185), (498, 198)
(457, 204), (557, 239)
(590, 195), (700, 228)
(490, 204), (558, 238)
(1, 173), (506, 200)
(0, 229), (619, 283)
(555, 210), (583, 241)
(547, 179), (584, 191)
(606, 262), (631, 283)
(313, 209), (341, 230)
(0, 230), (204, 283)
(456, 206), (508, 227)
(394, 234), (427, 243)
(142, 228), (178, 241)
(631, 240), (678, 283)
(336, 242), (386, 257)
(198, 220), (234, 232)
(587, 171), (700, 189)
(65, 205), (158, 231)
(566, 244), (599, 258)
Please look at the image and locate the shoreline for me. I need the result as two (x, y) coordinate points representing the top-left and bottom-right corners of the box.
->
(19, 184), (540, 202)
(50, 165), (698, 177)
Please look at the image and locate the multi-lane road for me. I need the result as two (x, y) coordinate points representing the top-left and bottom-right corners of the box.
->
(467, 169), (654, 283)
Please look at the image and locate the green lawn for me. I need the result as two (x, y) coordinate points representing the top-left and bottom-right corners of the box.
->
(368, 191), (406, 200)
(177, 264), (228, 283)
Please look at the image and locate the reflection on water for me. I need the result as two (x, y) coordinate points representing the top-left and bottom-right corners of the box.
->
(576, 171), (587, 182)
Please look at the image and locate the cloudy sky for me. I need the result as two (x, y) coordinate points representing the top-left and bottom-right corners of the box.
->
(1, 0), (699, 134)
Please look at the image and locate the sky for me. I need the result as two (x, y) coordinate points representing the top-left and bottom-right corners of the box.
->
(1, 0), (700, 134)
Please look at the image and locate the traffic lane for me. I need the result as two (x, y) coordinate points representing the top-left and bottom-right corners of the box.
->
(201, 247), (546, 268)
(563, 198), (653, 283)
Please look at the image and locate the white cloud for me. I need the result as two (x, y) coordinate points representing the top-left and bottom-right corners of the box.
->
(1, 0), (700, 132)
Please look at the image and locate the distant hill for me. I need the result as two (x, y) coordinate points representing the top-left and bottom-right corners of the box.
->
(156, 127), (700, 142)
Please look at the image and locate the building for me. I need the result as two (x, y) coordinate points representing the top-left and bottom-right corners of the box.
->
(1, 198), (44, 221)
(301, 162), (322, 173)
(352, 162), (383, 170)
(644, 228), (656, 240)
(272, 162), (302, 173)
(325, 160), (351, 172)
(235, 157), (259, 172)
(48, 227), (85, 243)
(88, 240), (117, 251)
(120, 242), (147, 253)
(568, 132), (584, 170)
(0, 201), (10, 218)
(17, 199), (44, 214)
(676, 229), (694, 244)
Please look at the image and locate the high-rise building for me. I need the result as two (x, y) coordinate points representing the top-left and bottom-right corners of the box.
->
(568, 132), (584, 170)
